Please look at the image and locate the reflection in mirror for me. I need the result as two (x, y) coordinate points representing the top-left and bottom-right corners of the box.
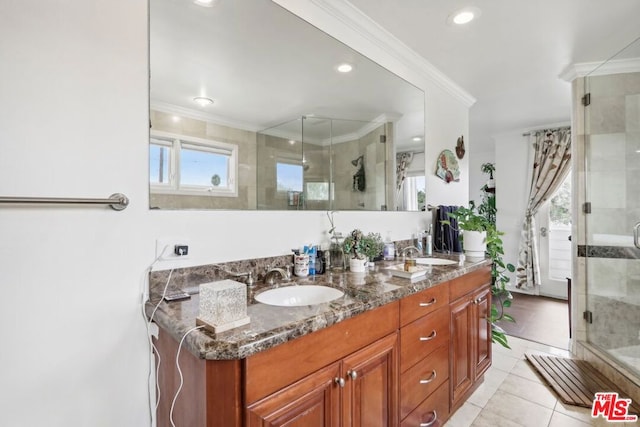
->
(256, 117), (393, 210)
(149, 0), (425, 211)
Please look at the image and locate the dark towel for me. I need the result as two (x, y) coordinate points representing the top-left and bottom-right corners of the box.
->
(434, 205), (462, 253)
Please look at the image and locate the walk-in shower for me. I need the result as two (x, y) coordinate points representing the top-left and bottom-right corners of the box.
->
(581, 36), (640, 380)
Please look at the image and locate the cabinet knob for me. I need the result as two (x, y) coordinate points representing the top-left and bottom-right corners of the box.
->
(419, 330), (437, 341)
(347, 370), (358, 380)
(419, 298), (437, 307)
(334, 377), (345, 387)
(419, 370), (437, 384)
(419, 410), (437, 427)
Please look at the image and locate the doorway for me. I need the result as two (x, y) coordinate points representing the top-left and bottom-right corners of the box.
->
(536, 173), (571, 299)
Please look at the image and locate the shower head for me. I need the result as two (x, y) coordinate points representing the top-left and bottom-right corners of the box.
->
(351, 155), (363, 167)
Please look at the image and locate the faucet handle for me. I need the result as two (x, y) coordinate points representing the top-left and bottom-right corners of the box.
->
(246, 271), (254, 287)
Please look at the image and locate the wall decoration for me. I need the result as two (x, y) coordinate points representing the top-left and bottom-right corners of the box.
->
(455, 135), (466, 159)
(435, 149), (461, 183)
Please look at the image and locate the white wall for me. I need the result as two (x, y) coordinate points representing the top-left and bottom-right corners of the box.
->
(494, 131), (531, 291)
(0, 1), (470, 425)
(425, 89), (470, 206)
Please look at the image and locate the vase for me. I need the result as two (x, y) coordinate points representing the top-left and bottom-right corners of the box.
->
(349, 257), (367, 273)
(463, 230), (487, 259)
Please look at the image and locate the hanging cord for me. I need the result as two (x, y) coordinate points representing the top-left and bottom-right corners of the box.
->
(140, 245), (173, 425)
(170, 325), (206, 427)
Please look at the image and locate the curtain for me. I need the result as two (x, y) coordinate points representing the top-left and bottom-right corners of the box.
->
(395, 152), (413, 210)
(516, 128), (571, 289)
(403, 176), (418, 211)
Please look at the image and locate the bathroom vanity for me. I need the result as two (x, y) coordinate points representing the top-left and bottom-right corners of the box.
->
(149, 257), (492, 426)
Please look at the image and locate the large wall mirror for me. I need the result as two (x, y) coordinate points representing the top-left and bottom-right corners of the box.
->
(149, 0), (425, 211)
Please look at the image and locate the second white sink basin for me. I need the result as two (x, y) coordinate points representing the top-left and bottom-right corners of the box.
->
(415, 258), (458, 266)
(255, 285), (344, 307)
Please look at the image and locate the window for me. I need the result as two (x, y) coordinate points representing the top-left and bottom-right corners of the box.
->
(276, 162), (303, 192)
(306, 182), (335, 201)
(150, 131), (238, 196)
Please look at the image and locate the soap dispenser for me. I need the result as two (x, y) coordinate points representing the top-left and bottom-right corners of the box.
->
(424, 225), (433, 256)
(383, 232), (395, 261)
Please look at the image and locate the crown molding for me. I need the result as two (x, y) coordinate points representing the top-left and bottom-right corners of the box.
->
(560, 57), (640, 82)
(150, 101), (262, 132)
(276, 0), (476, 107)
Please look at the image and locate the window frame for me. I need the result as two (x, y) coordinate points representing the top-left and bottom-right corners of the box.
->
(150, 130), (239, 197)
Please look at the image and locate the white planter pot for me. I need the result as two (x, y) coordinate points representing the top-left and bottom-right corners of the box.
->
(463, 230), (487, 259)
(349, 257), (367, 273)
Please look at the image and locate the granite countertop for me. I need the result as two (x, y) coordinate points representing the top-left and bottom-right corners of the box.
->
(146, 254), (492, 360)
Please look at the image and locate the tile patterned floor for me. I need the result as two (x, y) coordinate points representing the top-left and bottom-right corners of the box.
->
(443, 336), (638, 427)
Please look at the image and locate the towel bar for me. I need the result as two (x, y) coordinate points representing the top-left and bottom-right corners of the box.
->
(0, 193), (129, 211)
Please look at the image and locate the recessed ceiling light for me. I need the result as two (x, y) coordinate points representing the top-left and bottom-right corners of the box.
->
(193, 0), (216, 7)
(288, 140), (296, 145)
(412, 136), (423, 142)
(336, 63), (353, 73)
(193, 96), (214, 107)
(172, 116), (181, 122)
(447, 7), (481, 25)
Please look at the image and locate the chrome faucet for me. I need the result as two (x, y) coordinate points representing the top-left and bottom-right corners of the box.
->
(264, 266), (292, 285)
(401, 245), (421, 258)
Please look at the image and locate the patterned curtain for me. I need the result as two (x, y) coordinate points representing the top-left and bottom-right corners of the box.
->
(395, 152), (414, 209)
(516, 128), (571, 290)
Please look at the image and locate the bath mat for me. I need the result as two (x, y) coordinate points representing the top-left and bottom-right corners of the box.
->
(525, 352), (640, 416)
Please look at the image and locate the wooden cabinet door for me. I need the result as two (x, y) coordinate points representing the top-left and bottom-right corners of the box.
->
(473, 285), (492, 380)
(449, 295), (474, 406)
(246, 362), (341, 427)
(342, 333), (398, 427)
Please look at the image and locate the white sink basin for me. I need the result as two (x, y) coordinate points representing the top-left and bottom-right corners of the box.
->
(415, 258), (458, 266)
(255, 285), (344, 307)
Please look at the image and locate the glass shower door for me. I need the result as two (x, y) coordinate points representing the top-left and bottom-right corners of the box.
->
(583, 38), (640, 377)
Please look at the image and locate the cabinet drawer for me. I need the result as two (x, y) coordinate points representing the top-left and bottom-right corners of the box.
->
(400, 283), (449, 326)
(400, 344), (449, 420)
(449, 267), (491, 301)
(246, 301), (399, 403)
(400, 307), (450, 373)
(400, 380), (449, 427)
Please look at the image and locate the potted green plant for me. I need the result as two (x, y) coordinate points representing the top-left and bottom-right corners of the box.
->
(362, 232), (384, 266)
(443, 165), (516, 348)
(342, 230), (383, 272)
(481, 162), (496, 190)
(443, 201), (491, 258)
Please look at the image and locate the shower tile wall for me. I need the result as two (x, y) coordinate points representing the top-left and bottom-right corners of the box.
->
(576, 70), (640, 380)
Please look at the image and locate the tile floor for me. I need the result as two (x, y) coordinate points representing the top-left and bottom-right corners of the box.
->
(443, 336), (638, 427)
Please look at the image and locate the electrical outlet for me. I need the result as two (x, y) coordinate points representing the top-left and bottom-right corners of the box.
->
(156, 238), (191, 260)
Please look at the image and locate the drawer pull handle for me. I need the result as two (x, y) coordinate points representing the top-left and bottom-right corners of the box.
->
(334, 377), (345, 387)
(348, 370), (358, 380)
(419, 330), (437, 341)
(419, 370), (437, 384)
(419, 298), (437, 307)
(419, 410), (437, 427)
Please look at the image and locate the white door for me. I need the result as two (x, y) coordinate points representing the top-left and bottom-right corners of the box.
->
(536, 174), (571, 299)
